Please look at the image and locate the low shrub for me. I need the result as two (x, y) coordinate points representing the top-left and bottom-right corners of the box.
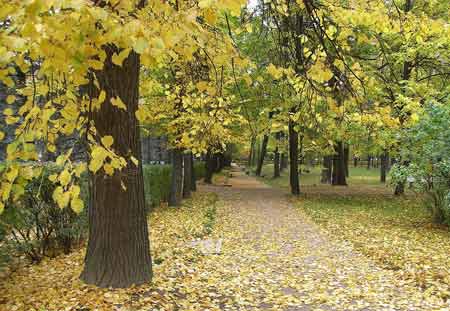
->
(143, 165), (172, 208)
(0, 166), (88, 266)
(194, 161), (206, 181)
(143, 161), (206, 208)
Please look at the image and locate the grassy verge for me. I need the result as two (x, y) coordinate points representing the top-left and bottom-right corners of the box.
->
(256, 164), (385, 189)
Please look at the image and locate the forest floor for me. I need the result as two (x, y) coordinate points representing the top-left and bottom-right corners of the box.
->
(1, 166), (450, 310)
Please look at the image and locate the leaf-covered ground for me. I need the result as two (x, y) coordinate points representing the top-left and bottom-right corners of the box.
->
(299, 193), (450, 302)
(2, 168), (450, 310)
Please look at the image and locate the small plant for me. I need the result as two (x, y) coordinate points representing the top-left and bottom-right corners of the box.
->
(0, 166), (88, 266)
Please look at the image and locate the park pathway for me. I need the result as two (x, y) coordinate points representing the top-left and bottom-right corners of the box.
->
(197, 166), (444, 311)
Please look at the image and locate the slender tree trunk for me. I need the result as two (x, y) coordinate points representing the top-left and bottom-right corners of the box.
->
(394, 0), (414, 195)
(281, 152), (288, 171)
(321, 156), (332, 184)
(274, 146), (281, 178)
(353, 157), (358, 168)
(182, 152), (192, 198)
(214, 153), (225, 173)
(169, 148), (183, 206)
(367, 155), (371, 169)
(288, 117), (300, 195)
(255, 134), (269, 176)
(204, 150), (214, 184)
(81, 48), (152, 288)
(380, 150), (389, 183)
(190, 154), (197, 192)
(247, 138), (254, 168)
(332, 141), (347, 186)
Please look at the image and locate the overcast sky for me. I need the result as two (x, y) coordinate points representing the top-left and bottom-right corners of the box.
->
(248, 0), (258, 10)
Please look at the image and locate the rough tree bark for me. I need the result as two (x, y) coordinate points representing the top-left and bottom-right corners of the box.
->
(288, 116), (300, 195)
(80, 48), (152, 288)
(182, 152), (192, 198)
(169, 148), (183, 206)
(332, 141), (347, 186)
(321, 156), (332, 184)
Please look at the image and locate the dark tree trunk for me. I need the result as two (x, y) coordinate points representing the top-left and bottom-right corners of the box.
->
(190, 154), (197, 192)
(380, 150), (389, 183)
(281, 152), (288, 171)
(321, 156), (332, 184)
(255, 134), (269, 176)
(394, 0), (413, 196)
(214, 153), (223, 173)
(274, 146), (281, 178)
(247, 138), (255, 168)
(344, 146), (349, 177)
(353, 157), (358, 168)
(288, 117), (300, 195)
(332, 141), (347, 186)
(394, 182), (405, 195)
(367, 155), (372, 169)
(204, 150), (214, 184)
(274, 151), (281, 178)
(81, 48), (152, 288)
(169, 148), (183, 206)
(183, 152), (192, 198)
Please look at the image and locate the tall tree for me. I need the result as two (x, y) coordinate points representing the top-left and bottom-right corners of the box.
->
(81, 49), (152, 288)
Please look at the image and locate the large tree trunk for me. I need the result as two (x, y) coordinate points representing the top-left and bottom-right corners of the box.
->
(380, 150), (389, 183)
(190, 154), (197, 192)
(81, 48), (152, 288)
(288, 117), (300, 195)
(255, 134), (269, 176)
(321, 156), (332, 184)
(332, 141), (347, 186)
(169, 148), (183, 206)
(183, 152), (192, 198)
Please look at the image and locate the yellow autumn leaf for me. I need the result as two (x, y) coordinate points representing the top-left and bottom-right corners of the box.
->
(111, 96), (127, 110)
(59, 170), (71, 187)
(71, 197), (84, 214)
(6, 95), (15, 104)
(111, 48), (131, 67)
(101, 135), (114, 148)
